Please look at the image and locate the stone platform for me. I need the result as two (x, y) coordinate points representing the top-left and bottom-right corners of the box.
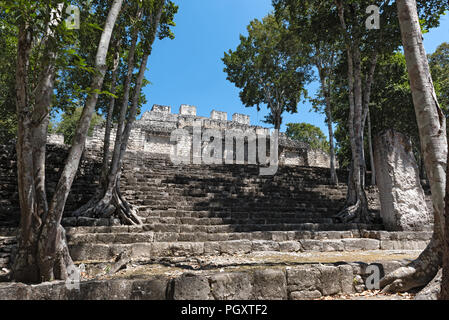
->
(0, 249), (420, 300)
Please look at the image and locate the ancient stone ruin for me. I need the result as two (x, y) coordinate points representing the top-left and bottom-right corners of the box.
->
(0, 105), (434, 300)
(48, 104), (333, 168)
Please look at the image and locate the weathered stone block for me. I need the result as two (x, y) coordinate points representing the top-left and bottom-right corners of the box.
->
(290, 290), (322, 300)
(316, 266), (341, 296)
(209, 272), (253, 300)
(152, 104), (171, 113)
(204, 242), (221, 255)
(322, 240), (345, 252)
(69, 243), (112, 261)
(150, 242), (171, 257)
(172, 273), (211, 300)
(252, 269), (287, 300)
(210, 110), (227, 121)
(338, 265), (355, 294)
(219, 240), (252, 255)
(0, 283), (31, 300)
(252, 240), (280, 252)
(342, 239), (380, 251)
(286, 266), (319, 291)
(279, 241), (301, 252)
(179, 104), (197, 116)
(232, 113), (250, 125)
(374, 129), (430, 231)
(130, 243), (153, 259)
(130, 278), (169, 300)
(299, 239), (323, 252)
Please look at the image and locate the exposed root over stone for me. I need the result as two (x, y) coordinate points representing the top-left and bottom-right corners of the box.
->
(414, 269), (442, 300)
(333, 199), (373, 224)
(380, 238), (441, 295)
(334, 200), (361, 223)
(72, 185), (142, 226)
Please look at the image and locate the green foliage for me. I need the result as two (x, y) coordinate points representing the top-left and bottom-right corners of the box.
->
(222, 14), (311, 128)
(331, 52), (419, 169)
(54, 107), (104, 144)
(54, 0), (178, 127)
(0, 0), (83, 142)
(0, 13), (18, 143)
(286, 122), (330, 152)
(429, 42), (449, 115)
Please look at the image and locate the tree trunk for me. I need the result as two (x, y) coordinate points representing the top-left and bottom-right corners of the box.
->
(381, 0), (447, 294)
(13, 21), (41, 283)
(73, 2), (164, 225)
(367, 110), (376, 186)
(334, 1), (371, 223)
(321, 77), (338, 185)
(326, 105), (338, 185)
(101, 44), (121, 189)
(441, 132), (449, 299)
(35, 0), (123, 282)
(273, 110), (282, 131)
(72, 7), (141, 222)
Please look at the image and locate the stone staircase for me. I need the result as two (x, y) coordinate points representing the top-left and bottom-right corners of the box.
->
(0, 148), (432, 270)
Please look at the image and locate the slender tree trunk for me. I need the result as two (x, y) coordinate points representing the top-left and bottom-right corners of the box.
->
(367, 110), (376, 186)
(317, 64), (338, 185)
(35, 0), (124, 282)
(326, 105), (338, 185)
(74, 2), (164, 225)
(108, 4), (164, 225)
(101, 45), (120, 189)
(441, 133), (449, 299)
(334, 3), (370, 223)
(13, 21), (41, 283)
(72, 9), (141, 221)
(381, 0), (447, 294)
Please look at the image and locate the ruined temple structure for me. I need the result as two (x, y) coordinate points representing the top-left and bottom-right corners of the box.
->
(48, 104), (333, 168)
(0, 104), (434, 300)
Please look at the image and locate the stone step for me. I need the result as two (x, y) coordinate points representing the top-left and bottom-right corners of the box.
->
(134, 205), (345, 211)
(139, 217), (335, 225)
(0, 230), (431, 270)
(65, 229), (431, 245)
(68, 237), (429, 261)
(137, 212), (337, 221)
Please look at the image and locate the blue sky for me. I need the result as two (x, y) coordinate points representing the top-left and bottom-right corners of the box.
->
(141, 1), (449, 137)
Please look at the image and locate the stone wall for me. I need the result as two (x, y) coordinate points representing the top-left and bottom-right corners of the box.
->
(52, 104), (334, 168)
(0, 144), (103, 227)
(0, 260), (410, 300)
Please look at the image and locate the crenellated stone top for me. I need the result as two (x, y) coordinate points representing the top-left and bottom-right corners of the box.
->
(142, 104), (250, 125)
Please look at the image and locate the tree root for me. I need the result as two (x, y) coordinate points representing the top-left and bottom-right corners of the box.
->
(333, 199), (373, 224)
(380, 238), (441, 294)
(72, 187), (142, 226)
(333, 200), (361, 223)
(112, 186), (142, 225)
(414, 269), (442, 300)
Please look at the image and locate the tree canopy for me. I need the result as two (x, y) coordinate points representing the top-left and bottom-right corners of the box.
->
(285, 122), (330, 152)
(222, 14), (312, 130)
